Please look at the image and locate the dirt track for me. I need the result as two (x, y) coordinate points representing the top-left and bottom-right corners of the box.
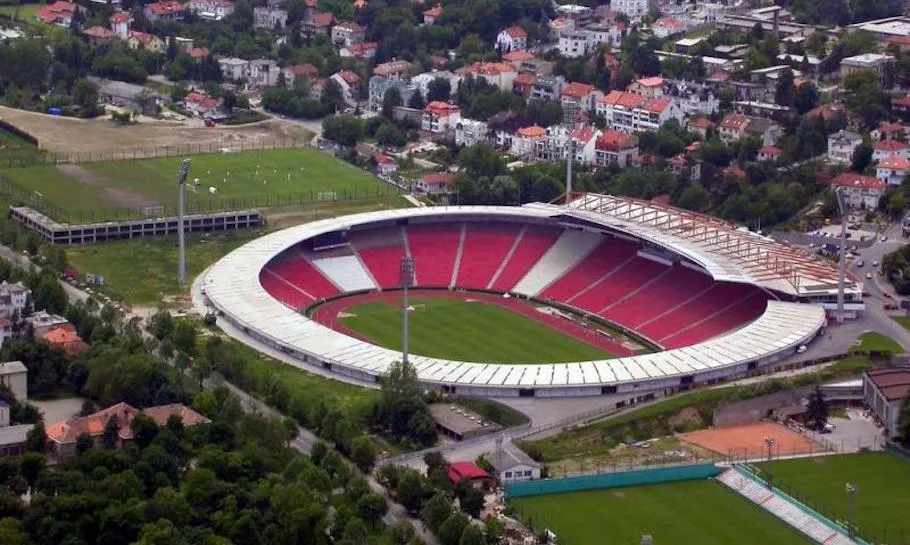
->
(0, 105), (309, 154)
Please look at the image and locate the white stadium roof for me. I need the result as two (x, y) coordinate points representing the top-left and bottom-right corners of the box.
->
(201, 200), (828, 395)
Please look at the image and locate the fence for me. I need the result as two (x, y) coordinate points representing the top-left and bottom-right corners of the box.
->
(505, 463), (721, 499)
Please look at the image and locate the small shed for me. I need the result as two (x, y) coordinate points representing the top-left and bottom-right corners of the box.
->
(447, 461), (494, 488)
(488, 446), (541, 483)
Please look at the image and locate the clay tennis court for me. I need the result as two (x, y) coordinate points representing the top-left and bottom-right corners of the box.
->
(681, 422), (825, 459)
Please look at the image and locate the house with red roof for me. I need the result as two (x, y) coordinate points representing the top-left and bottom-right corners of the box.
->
(757, 146), (783, 162)
(183, 92), (221, 117)
(687, 117), (714, 138)
(373, 152), (398, 175)
(502, 50), (535, 64)
(329, 70), (361, 107)
(876, 156), (910, 186)
(873, 138), (910, 162)
(422, 102), (461, 133)
(35, 1), (79, 27)
(41, 326), (88, 356)
(109, 11), (133, 39)
(416, 172), (455, 194)
(82, 25), (117, 44)
(340, 41), (377, 59)
(447, 461), (494, 488)
(512, 72), (537, 99)
(596, 90), (682, 133)
(511, 125), (547, 159)
(332, 20), (365, 47)
(650, 16), (686, 39)
(570, 125), (601, 165)
(46, 402), (209, 459)
(303, 11), (334, 37)
(832, 172), (886, 209)
(496, 25), (527, 52)
(143, 1), (184, 22)
(872, 122), (907, 142)
(456, 62), (517, 91)
(628, 76), (664, 98)
(561, 82), (600, 120)
(127, 30), (164, 52)
(718, 114), (781, 146)
(187, 46), (210, 61)
(283, 63), (320, 87)
(594, 130), (639, 167)
(893, 96), (910, 117)
(423, 4), (442, 25)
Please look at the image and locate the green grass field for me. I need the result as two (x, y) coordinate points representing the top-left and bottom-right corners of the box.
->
(338, 297), (613, 363)
(852, 331), (904, 355)
(756, 452), (910, 543)
(511, 480), (810, 545)
(1, 147), (397, 220)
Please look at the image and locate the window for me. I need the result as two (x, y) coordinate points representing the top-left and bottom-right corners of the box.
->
(524, 470), (532, 476)
(505, 471), (512, 478)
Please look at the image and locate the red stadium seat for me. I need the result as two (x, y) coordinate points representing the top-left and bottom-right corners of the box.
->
(490, 226), (561, 292)
(538, 238), (638, 302)
(259, 270), (314, 309)
(267, 258), (339, 299)
(406, 224), (462, 287)
(455, 224), (522, 289)
(600, 266), (715, 327)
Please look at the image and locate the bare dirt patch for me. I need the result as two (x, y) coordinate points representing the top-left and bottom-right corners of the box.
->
(57, 164), (107, 186)
(612, 491), (627, 499)
(0, 105), (309, 154)
(57, 164), (157, 207)
(668, 406), (704, 432)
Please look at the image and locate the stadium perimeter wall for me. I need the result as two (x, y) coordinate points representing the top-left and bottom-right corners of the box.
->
(505, 463), (720, 499)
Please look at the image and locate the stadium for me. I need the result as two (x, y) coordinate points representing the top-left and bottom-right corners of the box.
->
(199, 193), (857, 398)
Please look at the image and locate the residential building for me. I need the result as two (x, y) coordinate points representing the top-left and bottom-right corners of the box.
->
(447, 461), (494, 488)
(651, 16), (686, 39)
(610, 0), (655, 21)
(46, 402), (209, 458)
(873, 122), (907, 142)
(143, 1), (184, 22)
(82, 25), (117, 44)
(456, 62), (516, 91)
(303, 11), (334, 38)
(368, 76), (411, 112)
(340, 42), (377, 59)
(41, 326), (88, 356)
(423, 4), (442, 25)
(893, 95), (910, 117)
(512, 72), (536, 99)
(873, 139), (910, 162)
(0, 424), (34, 458)
(757, 146), (783, 162)
(0, 319), (12, 349)
(109, 11), (133, 39)
(373, 60), (411, 79)
(535, 125), (569, 162)
(628, 76), (664, 98)
(554, 4), (592, 26)
(511, 125), (547, 159)
(549, 18), (575, 38)
(218, 57), (250, 82)
(188, 0), (234, 21)
(0, 361), (26, 402)
(594, 130), (639, 167)
(0, 282), (28, 319)
(92, 77), (166, 115)
(570, 125), (600, 165)
(127, 31), (164, 52)
(840, 53), (895, 86)
(183, 92), (220, 116)
(687, 117), (714, 138)
(531, 75), (563, 101)
(718, 114), (782, 146)
(863, 368), (910, 438)
(586, 23), (623, 50)
(248, 59), (279, 88)
(330, 70), (361, 107)
(827, 130), (863, 165)
(253, 6), (287, 29)
(422, 101), (461, 133)
(559, 30), (590, 59)
(332, 21), (365, 47)
(597, 91), (683, 133)
(416, 172), (455, 194)
(410, 71), (460, 98)
(35, 1), (79, 27)
(283, 63), (319, 87)
(373, 153), (397, 175)
(487, 446), (541, 483)
(831, 173), (886, 209)
(496, 26), (527, 52)
(25, 312), (68, 338)
(561, 81), (599, 124)
(454, 119), (489, 148)
(876, 156), (910, 186)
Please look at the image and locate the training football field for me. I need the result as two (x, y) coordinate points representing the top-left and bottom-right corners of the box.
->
(756, 452), (910, 543)
(1, 147), (394, 218)
(510, 480), (810, 545)
(339, 296), (613, 363)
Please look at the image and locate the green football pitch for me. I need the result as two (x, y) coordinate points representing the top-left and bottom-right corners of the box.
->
(510, 480), (810, 545)
(756, 452), (910, 543)
(0, 147), (395, 219)
(339, 297), (614, 363)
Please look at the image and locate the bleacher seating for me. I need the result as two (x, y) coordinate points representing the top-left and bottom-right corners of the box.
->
(636, 282), (759, 343)
(313, 255), (376, 292)
(600, 266), (715, 327)
(351, 227), (406, 289)
(266, 258), (340, 299)
(660, 292), (769, 348)
(538, 238), (638, 302)
(259, 270), (313, 309)
(455, 224), (522, 289)
(571, 257), (667, 315)
(490, 226), (561, 292)
(512, 229), (603, 295)
(406, 224), (462, 287)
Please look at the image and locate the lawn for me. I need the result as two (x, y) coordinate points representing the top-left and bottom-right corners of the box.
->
(340, 297), (613, 363)
(852, 331), (904, 355)
(0, 127), (45, 166)
(510, 480), (810, 545)
(893, 316), (910, 333)
(1, 147), (398, 221)
(755, 452), (910, 543)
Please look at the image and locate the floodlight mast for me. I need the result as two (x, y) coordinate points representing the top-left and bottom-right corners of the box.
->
(400, 256), (415, 366)
(176, 159), (192, 287)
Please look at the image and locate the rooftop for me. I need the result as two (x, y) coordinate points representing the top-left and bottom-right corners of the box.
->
(831, 172), (886, 190)
(428, 403), (501, 435)
(0, 361), (27, 376)
(865, 368), (910, 401)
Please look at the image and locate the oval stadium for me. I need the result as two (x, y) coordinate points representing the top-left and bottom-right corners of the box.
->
(197, 193), (860, 398)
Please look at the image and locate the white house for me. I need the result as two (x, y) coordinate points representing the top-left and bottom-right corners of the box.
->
(253, 6), (287, 29)
(558, 30), (590, 59)
(873, 139), (910, 163)
(827, 130), (863, 165)
(218, 57), (250, 82)
(876, 156), (910, 186)
(611, 0), (656, 20)
(561, 81), (600, 123)
(571, 125), (600, 165)
(109, 11), (133, 39)
(0, 282), (29, 319)
(249, 59), (279, 88)
(188, 0), (234, 21)
(511, 125), (547, 160)
(0, 361), (27, 402)
(496, 26), (527, 52)
(487, 445), (541, 483)
(455, 119), (488, 148)
(330, 70), (361, 107)
(596, 91), (683, 133)
(416, 172), (455, 194)
(331, 21), (365, 47)
(757, 146), (783, 162)
(832, 173), (886, 209)
(422, 101), (461, 133)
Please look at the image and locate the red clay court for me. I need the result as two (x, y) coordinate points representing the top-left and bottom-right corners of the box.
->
(682, 422), (825, 459)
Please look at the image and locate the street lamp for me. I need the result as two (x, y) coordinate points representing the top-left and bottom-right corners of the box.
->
(834, 186), (847, 323)
(846, 483), (857, 540)
(764, 436), (776, 490)
(400, 256), (415, 366)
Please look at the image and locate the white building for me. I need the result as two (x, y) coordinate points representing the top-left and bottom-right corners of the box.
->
(422, 101), (461, 133)
(570, 125), (600, 165)
(218, 57), (250, 82)
(876, 156), (910, 186)
(873, 139), (910, 162)
(555, 4), (592, 25)
(330, 71), (361, 107)
(454, 119), (488, 148)
(0, 282), (29, 319)
(249, 59), (279, 88)
(0, 361), (27, 402)
(188, 0), (234, 21)
(841, 53), (895, 85)
(827, 130), (863, 165)
(594, 130), (639, 167)
(487, 445), (541, 483)
(511, 125), (547, 160)
(832, 173), (886, 209)
(611, 0), (656, 21)
(558, 30), (590, 59)
(596, 91), (683, 133)
(535, 125), (569, 162)
(253, 6), (287, 29)
(496, 26), (527, 52)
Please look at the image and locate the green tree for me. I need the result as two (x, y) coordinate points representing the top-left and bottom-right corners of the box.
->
(774, 68), (795, 107)
(458, 525), (485, 545)
(382, 86), (403, 119)
(355, 492), (387, 530)
(149, 309), (175, 340)
(72, 78), (101, 118)
(793, 81), (819, 114)
(34, 274), (67, 314)
(851, 142), (874, 173)
(805, 384), (829, 431)
(350, 435), (377, 472)
(457, 485), (484, 518)
(18, 452), (44, 489)
(171, 320), (197, 355)
(131, 413), (159, 449)
(323, 115), (365, 147)
(408, 90), (426, 110)
(420, 491), (452, 532)
(438, 512), (470, 545)
(24, 422), (47, 453)
(0, 518), (32, 545)
(132, 519), (187, 545)
(396, 469), (425, 513)
(427, 77), (452, 102)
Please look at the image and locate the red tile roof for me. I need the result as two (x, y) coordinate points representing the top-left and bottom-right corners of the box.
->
(335, 70), (360, 84)
(596, 129), (638, 151)
(423, 4), (443, 17)
(373, 60), (410, 76)
(421, 172), (455, 186)
(653, 16), (685, 30)
(688, 117), (714, 129)
(83, 25), (117, 39)
(723, 165), (746, 178)
(424, 101), (460, 116)
(187, 46), (210, 58)
(719, 113), (750, 132)
(129, 30), (159, 45)
(145, 1), (184, 16)
(875, 139), (908, 151)
(634, 76), (664, 88)
(447, 461), (493, 484)
(312, 11), (334, 27)
(288, 63), (319, 78)
(517, 125), (546, 137)
(562, 82), (595, 100)
(36, 1), (77, 23)
(893, 96), (910, 108)
(47, 402), (209, 445)
(109, 11), (133, 24)
(759, 146), (783, 156)
(640, 97), (670, 114)
(513, 72), (536, 86)
(334, 20), (364, 32)
(344, 42), (377, 56)
(502, 25), (527, 39)
(832, 172), (885, 190)
(600, 90), (645, 109)
(571, 125), (596, 143)
(878, 157), (910, 170)
(503, 50), (535, 63)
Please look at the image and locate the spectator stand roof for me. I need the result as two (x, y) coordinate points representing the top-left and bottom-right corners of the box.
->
(201, 204), (826, 394)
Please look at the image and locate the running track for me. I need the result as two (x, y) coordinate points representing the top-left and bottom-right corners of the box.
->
(307, 290), (636, 358)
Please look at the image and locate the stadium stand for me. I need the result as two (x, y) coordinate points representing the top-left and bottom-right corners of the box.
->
(538, 237), (638, 302)
(351, 227), (406, 289)
(636, 282), (761, 343)
(600, 266), (715, 327)
(454, 224), (522, 289)
(489, 225), (561, 291)
(406, 224), (462, 287)
(265, 258), (340, 299)
(258, 269), (313, 309)
(312, 255), (376, 292)
(660, 291), (769, 348)
(718, 469), (856, 545)
(512, 229), (603, 295)
(570, 256), (667, 316)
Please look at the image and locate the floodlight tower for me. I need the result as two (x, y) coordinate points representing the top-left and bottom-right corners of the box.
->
(176, 158), (192, 287)
(400, 255), (415, 366)
(845, 483), (858, 540)
(835, 186), (847, 323)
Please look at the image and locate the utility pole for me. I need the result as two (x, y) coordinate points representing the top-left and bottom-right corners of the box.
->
(176, 159), (192, 287)
(400, 255), (415, 366)
(846, 483), (857, 540)
(835, 187), (847, 323)
(764, 436), (776, 490)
